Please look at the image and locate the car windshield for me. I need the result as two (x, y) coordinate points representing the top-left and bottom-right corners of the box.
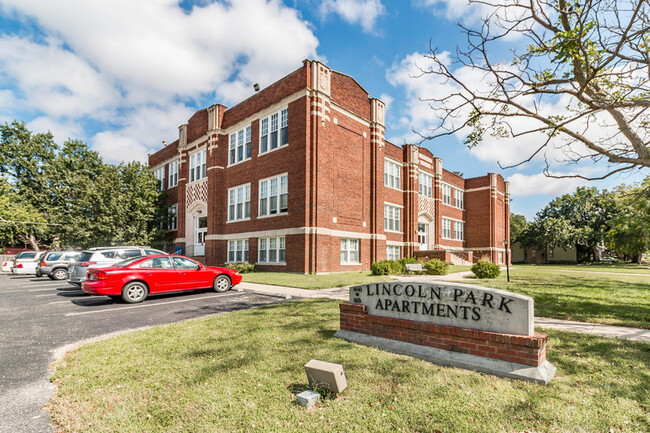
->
(16, 252), (37, 259)
(78, 252), (94, 262)
(113, 257), (144, 268)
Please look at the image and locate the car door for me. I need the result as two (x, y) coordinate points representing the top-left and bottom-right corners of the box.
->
(171, 256), (212, 289)
(137, 257), (178, 293)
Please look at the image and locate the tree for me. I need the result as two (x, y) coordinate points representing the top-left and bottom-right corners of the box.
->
(0, 177), (48, 250)
(533, 186), (616, 260)
(607, 176), (650, 262)
(0, 121), (166, 250)
(509, 213), (529, 243)
(419, 0), (650, 180)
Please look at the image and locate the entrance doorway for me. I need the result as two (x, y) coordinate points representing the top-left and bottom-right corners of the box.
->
(418, 223), (429, 250)
(194, 216), (207, 256)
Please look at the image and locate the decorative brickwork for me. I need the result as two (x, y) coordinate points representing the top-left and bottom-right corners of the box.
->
(186, 178), (208, 211)
(339, 302), (548, 367)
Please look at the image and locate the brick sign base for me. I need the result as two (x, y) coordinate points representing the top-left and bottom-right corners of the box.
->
(335, 302), (556, 384)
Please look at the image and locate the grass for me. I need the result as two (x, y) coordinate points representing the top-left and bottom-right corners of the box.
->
(449, 264), (650, 329)
(48, 300), (650, 433)
(447, 264), (472, 274)
(516, 262), (650, 274)
(242, 271), (397, 290)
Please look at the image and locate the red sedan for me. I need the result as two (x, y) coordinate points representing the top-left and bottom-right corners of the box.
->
(81, 255), (242, 303)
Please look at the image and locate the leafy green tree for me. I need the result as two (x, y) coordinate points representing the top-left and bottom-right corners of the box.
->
(0, 177), (48, 250)
(419, 0), (650, 179)
(607, 177), (650, 263)
(509, 213), (529, 243)
(533, 187), (616, 260)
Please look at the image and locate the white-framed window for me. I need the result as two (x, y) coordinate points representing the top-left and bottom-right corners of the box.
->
(418, 223), (429, 249)
(259, 174), (288, 217)
(258, 236), (286, 263)
(260, 108), (288, 154)
(384, 204), (401, 232)
(454, 189), (464, 209)
(168, 160), (178, 188)
(153, 167), (165, 191)
(386, 245), (400, 261)
(168, 204), (177, 230)
(189, 149), (207, 182)
(442, 184), (451, 205)
(419, 172), (433, 197)
(341, 239), (360, 264)
(453, 221), (464, 241)
(442, 218), (452, 239)
(384, 159), (401, 190)
(227, 239), (249, 263)
(229, 125), (251, 165)
(228, 184), (251, 221)
(498, 252), (504, 264)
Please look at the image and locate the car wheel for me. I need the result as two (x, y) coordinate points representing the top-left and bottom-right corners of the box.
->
(35, 269), (42, 277)
(213, 275), (231, 293)
(52, 268), (68, 280)
(48, 275), (56, 280)
(121, 281), (148, 303)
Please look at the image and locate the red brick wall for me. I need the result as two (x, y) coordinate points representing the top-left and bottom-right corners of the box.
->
(330, 72), (371, 120)
(340, 303), (548, 367)
(187, 109), (208, 143)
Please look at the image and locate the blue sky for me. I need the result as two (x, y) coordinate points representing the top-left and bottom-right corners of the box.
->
(0, 0), (646, 219)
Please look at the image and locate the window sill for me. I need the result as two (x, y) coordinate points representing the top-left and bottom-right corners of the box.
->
(226, 218), (251, 224)
(384, 185), (403, 192)
(384, 230), (403, 234)
(187, 177), (207, 185)
(341, 262), (361, 266)
(258, 212), (288, 220)
(258, 143), (288, 157)
(227, 157), (252, 168)
(256, 262), (286, 266)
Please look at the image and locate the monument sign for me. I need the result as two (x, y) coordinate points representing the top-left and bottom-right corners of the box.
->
(335, 281), (556, 384)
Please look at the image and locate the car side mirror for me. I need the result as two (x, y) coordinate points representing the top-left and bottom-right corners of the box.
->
(197, 264), (202, 270)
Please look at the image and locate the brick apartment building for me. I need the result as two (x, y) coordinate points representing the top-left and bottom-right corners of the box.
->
(148, 59), (510, 273)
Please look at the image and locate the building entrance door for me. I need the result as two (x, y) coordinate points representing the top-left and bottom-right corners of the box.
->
(194, 216), (207, 256)
(418, 223), (429, 250)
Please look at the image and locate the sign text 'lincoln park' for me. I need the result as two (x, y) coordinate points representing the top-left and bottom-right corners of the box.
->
(350, 281), (534, 336)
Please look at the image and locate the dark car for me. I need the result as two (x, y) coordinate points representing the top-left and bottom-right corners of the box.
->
(81, 255), (242, 303)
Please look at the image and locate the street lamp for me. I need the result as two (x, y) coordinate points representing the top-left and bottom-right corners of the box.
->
(504, 238), (510, 282)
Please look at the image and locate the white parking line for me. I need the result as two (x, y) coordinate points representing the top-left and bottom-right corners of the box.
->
(18, 283), (63, 289)
(49, 300), (73, 304)
(28, 288), (61, 292)
(64, 292), (244, 316)
(35, 293), (60, 297)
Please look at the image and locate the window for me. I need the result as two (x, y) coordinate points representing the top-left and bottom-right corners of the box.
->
(260, 108), (288, 154)
(498, 252), (504, 264)
(259, 174), (288, 217)
(442, 219), (452, 239)
(454, 189), (464, 209)
(140, 257), (173, 269)
(384, 204), (401, 232)
(227, 239), (249, 263)
(453, 221), (464, 241)
(419, 172), (432, 197)
(442, 184), (451, 205)
(153, 167), (165, 191)
(168, 160), (178, 187)
(172, 256), (199, 269)
(386, 245), (400, 261)
(258, 236), (285, 263)
(168, 204), (178, 230)
(384, 159), (401, 190)
(117, 249), (142, 260)
(228, 184), (251, 221)
(229, 126), (251, 165)
(418, 223), (428, 249)
(189, 149), (207, 182)
(341, 239), (360, 264)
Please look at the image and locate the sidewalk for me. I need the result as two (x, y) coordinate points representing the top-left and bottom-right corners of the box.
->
(237, 280), (650, 343)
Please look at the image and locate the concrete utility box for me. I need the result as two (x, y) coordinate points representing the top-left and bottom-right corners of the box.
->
(296, 390), (321, 409)
(304, 359), (347, 393)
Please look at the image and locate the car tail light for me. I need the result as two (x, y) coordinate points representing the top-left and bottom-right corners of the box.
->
(40, 261), (46, 267)
(80, 261), (96, 267)
(17, 263), (23, 268)
(89, 270), (109, 281)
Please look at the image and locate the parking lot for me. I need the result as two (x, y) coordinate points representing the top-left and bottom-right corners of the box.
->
(0, 273), (288, 433)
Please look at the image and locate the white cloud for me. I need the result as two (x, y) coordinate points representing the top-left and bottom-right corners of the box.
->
(506, 172), (589, 197)
(27, 117), (83, 143)
(0, 0), (319, 162)
(320, 0), (386, 33)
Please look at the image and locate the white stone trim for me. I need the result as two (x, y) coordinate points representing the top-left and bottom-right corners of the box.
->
(330, 102), (371, 127)
(384, 201), (404, 209)
(205, 227), (387, 241)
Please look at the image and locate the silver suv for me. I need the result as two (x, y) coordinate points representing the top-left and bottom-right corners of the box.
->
(67, 246), (166, 286)
(36, 251), (81, 280)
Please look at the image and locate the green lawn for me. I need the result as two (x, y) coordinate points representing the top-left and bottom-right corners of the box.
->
(514, 263), (650, 274)
(48, 300), (650, 433)
(242, 271), (396, 290)
(449, 264), (650, 329)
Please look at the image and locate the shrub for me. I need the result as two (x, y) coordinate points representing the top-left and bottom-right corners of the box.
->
(471, 260), (501, 279)
(424, 259), (449, 275)
(224, 262), (256, 274)
(371, 260), (403, 275)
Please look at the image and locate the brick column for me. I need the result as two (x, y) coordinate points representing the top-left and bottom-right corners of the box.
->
(370, 98), (386, 263)
(403, 145), (419, 257)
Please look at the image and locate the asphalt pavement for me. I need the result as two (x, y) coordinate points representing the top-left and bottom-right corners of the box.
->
(0, 273), (288, 433)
